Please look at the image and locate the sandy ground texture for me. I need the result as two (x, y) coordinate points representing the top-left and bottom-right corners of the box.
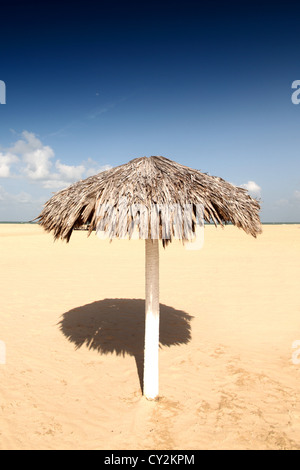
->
(0, 223), (300, 450)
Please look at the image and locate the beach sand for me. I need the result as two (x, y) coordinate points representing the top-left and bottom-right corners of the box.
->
(0, 223), (300, 450)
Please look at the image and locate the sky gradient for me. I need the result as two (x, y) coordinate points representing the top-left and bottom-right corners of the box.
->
(0, 0), (300, 222)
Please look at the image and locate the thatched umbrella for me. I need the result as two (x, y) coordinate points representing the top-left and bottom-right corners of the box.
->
(36, 155), (262, 399)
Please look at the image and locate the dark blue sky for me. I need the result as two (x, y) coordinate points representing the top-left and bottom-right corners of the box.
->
(0, 0), (300, 221)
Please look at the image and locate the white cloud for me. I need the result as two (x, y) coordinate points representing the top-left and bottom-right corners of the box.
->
(275, 198), (289, 207)
(13, 192), (35, 204)
(84, 158), (112, 177)
(0, 158), (11, 178)
(55, 160), (85, 181)
(0, 131), (111, 190)
(23, 146), (55, 180)
(42, 179), (72, 190)
(11, 130), (43, 154)
(1, 131), (54, 180)
(15, 131), (54, 180)
(0, 185), (42, 204)
(0, 133), (113, 220)
(240, 181), (261, 198)
(294, 190), (300, 200)
(0, 152), (19, 177)
(275, 189), (300, 208)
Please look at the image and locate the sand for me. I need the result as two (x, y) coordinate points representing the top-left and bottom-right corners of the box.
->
(0, 223), (300, 450)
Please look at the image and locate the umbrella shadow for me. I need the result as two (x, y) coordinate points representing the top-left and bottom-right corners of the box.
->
(59, 298), (193, 393)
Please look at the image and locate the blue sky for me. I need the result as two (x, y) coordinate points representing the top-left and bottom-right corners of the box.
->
(0, 0), (300, 221)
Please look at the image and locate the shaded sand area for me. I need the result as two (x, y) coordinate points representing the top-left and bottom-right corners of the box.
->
(0, 223), (300, 449)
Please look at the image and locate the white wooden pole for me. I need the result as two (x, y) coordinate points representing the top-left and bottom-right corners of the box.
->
(143, 238), (160, 399)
